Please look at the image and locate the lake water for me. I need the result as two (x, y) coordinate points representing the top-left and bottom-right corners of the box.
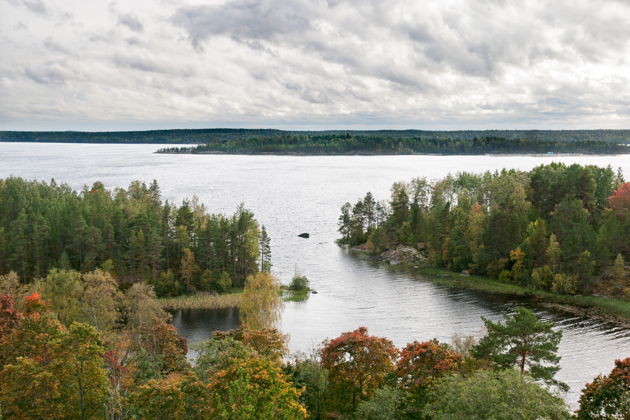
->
(1, 142), (629, 408)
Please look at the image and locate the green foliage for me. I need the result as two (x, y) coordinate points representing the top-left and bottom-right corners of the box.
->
(424, 369), (570, 419)
(0, 178), (263, 297)
(158, 133), (630, 155)
(472, 307), (566, 390)
(355, 386), (406, 420)
(289, 274), (310, 291)
(337, 164), (629, 297)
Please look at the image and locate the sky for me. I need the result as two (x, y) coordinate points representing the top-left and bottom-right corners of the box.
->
(1, 0), (630, 131)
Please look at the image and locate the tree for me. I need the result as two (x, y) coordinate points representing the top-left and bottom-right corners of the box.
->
(124, 283), (169, 329)
(608, 182), (630, 214)
(396, 339), (462, 393)
(80, 269), (122, 331)
(472, 307), (566, 390)
(180, 247), (199, 293)
(577, 357), (630, 419)
(208, 356), (307, 419)
(36, 269), (83, 326)
(546, 233), (562, 273)
(338, 202), (352, 244)
(240, 272), (282, 330)
(260, 225), (271, 272)
(424, 369), (570, 419)
(130, 372), (211, 419)
(321, 327), (397, 413)
(355, 386), (405, 420)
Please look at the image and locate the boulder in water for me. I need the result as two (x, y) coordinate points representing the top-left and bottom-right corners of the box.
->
(298, 233), (310, 238)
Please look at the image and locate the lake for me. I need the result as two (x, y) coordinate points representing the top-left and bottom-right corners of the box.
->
(1, 142), (629, 408)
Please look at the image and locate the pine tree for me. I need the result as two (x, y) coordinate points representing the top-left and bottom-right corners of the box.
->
(260, 225), (271, 273)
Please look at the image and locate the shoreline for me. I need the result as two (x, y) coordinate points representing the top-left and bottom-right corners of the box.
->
(350, 250), (630, 327)
(155, 150), (630, 157)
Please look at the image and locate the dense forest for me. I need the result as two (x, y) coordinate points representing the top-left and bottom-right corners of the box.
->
(1, 268), (628, 418)
(0, 178), (266, 297)
(3, 128), (630, 145)
(338, 163), (630, 299)
(159, 134), (630, 155)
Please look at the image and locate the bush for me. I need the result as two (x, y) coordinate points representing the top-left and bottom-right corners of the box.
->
(551, 273), (578, 295)
(531, 265), (554, 291)
(289, 275), (310, 291)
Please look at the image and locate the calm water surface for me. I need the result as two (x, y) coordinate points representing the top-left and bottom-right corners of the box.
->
(2, 142), (629, 408)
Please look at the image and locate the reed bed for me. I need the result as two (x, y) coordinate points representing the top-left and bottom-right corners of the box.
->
(159, 292), (241, 311)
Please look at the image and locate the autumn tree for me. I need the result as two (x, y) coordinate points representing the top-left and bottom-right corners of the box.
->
(240, 272), (282, 330)
(396, 339), (462, 393)
(80, 269), (122, 331)
(577, 357), (630, 419)
(124, 283), (169, 329)
(472, 307), (566, 390)
(208, 356), (307, 419)
(321, 327), (397, 414)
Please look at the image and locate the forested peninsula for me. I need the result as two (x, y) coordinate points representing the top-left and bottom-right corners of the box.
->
(0, 178), (268, 298)
(338, 163), (630, 321)
(159, 134), (630, 155)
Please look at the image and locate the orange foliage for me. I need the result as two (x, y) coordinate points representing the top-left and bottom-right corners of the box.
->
(322, 327), (397, 412)
(213, 327), (288, 360)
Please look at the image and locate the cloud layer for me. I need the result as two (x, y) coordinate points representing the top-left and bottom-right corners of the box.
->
(1, 0), (629, 130)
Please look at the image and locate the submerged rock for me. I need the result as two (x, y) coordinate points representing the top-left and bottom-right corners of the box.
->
(381, 246), (427, 265)
(298, 233), (310, 238)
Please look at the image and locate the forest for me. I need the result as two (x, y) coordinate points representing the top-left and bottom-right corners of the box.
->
(3, 128), (630, 145)
(158, 134), (630, 155)
(1, 268), (628, 418)
(0, 178), (268, 297)
(0, 173), (628, 418)
(338, 163), (630, 302)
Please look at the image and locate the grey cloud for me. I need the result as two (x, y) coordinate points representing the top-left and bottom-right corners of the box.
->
(171, 0), (317, 47)
(118, 13), (143, 32)
(24, 65), (65, 84)
(8, 0), (47, 14)
(112, 54), (193, 77)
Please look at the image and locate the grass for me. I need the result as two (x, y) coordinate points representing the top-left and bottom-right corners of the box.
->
(159, 291), (242, 311)
(281, 287), (310, 302)
(374, 261), (630, 324)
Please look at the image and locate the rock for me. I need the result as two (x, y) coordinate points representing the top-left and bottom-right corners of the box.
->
(298, 233), (310, 238)
(311, 290), (318, 294)
(460, 270), (470, 276)
(380, 246), (427, 265)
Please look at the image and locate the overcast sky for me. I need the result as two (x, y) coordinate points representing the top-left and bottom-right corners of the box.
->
(1, 0), (629, 131)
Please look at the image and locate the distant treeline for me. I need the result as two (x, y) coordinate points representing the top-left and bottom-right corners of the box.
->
(0, 178), (264, 297)
(158, 134), (630, 155)
(3, 128), (630, 145)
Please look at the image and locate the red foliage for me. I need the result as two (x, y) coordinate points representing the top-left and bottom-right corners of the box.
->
(577, 357), (630, 419)
(22, 292), (47, 313)
(0, 294), (22, 338)
(396, 339), (462, 392)
(609, 182), (630, 214)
